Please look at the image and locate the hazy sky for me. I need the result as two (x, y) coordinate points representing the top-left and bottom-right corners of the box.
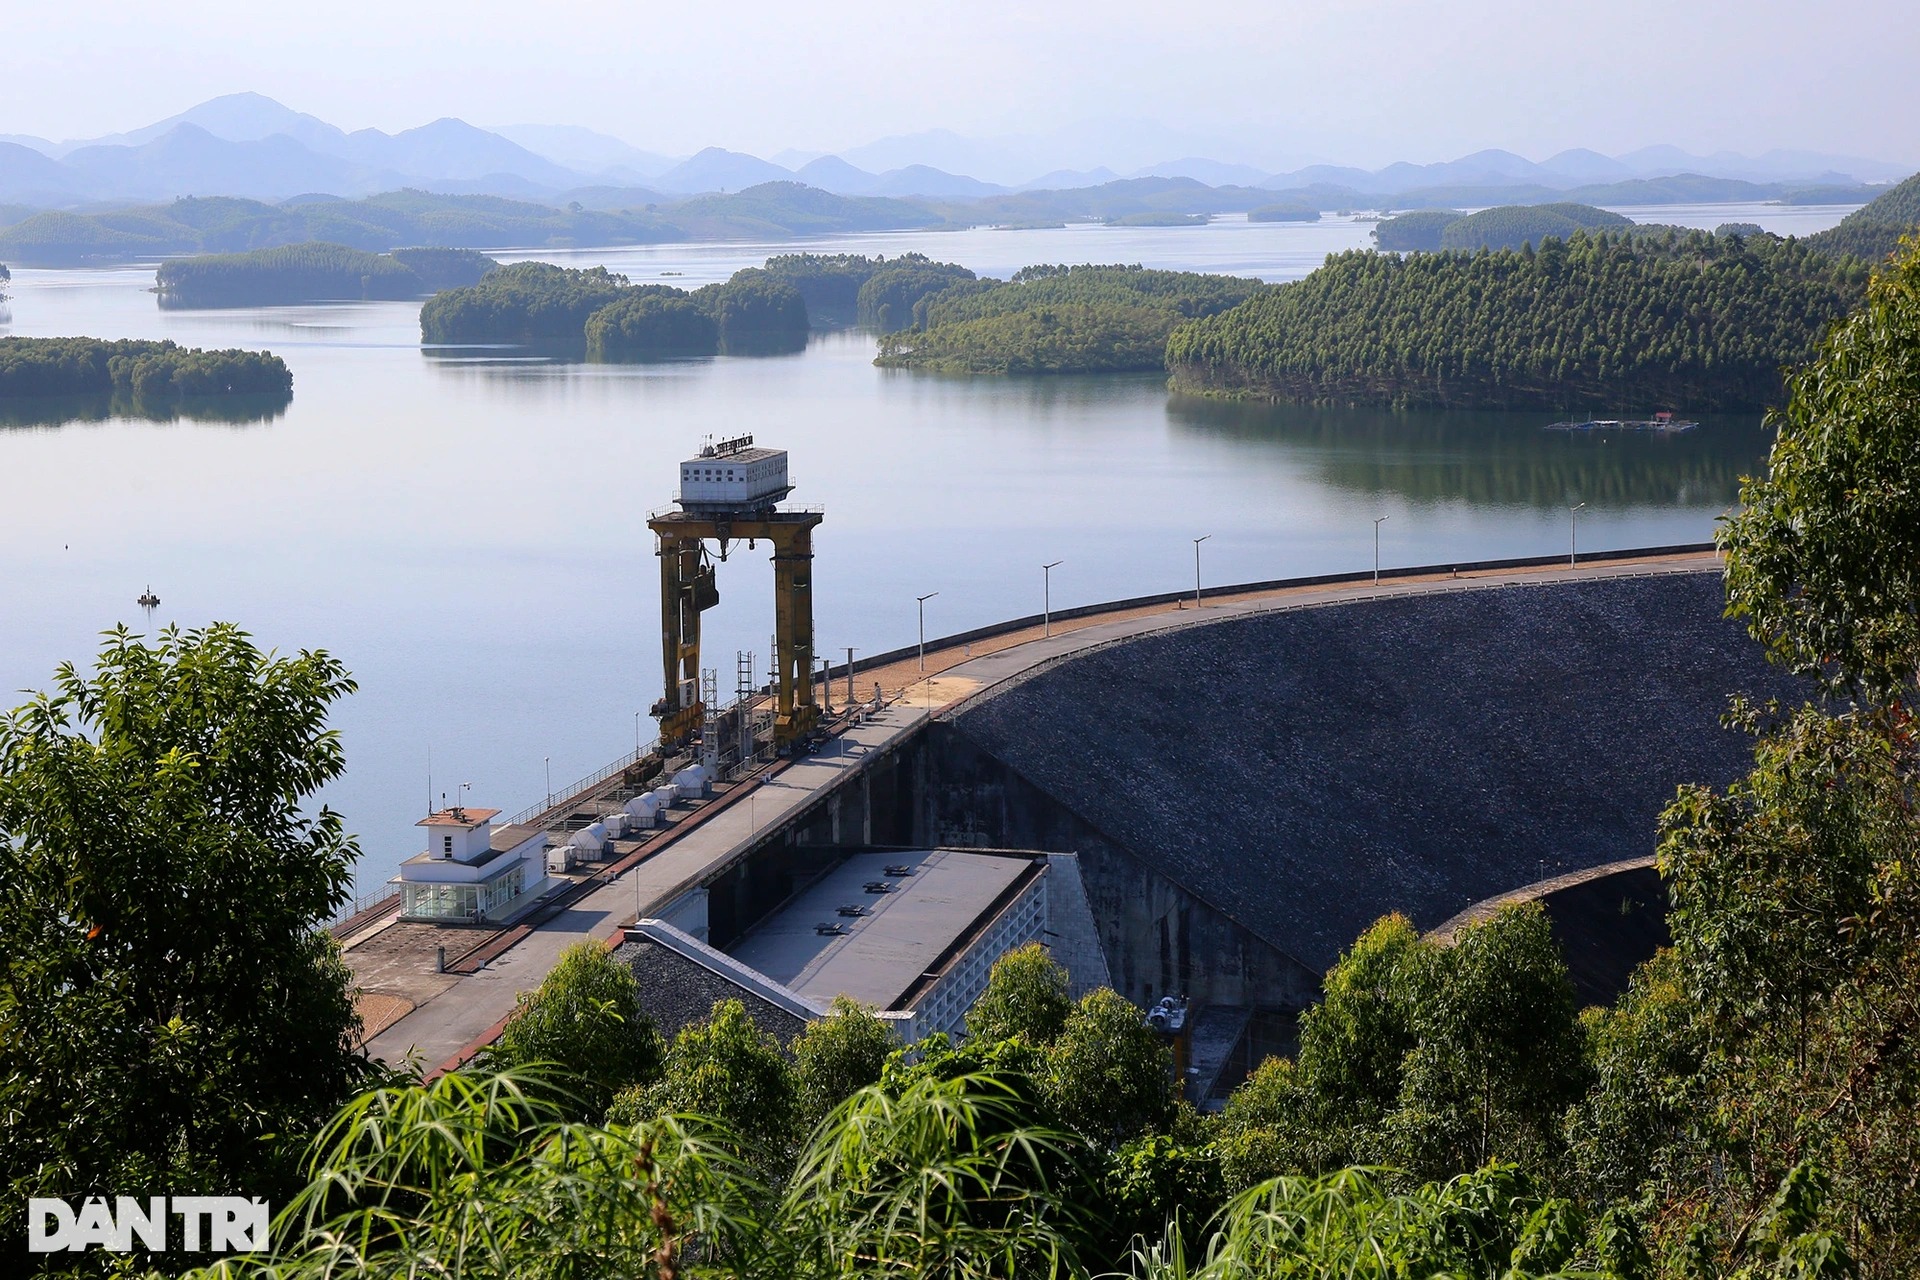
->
(7, 0), (1917, 167)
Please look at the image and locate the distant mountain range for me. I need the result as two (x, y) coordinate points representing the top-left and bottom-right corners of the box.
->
(0, 92), (1909, 210)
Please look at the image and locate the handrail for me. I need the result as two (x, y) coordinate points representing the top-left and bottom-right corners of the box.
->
(500, 740), (659, 829)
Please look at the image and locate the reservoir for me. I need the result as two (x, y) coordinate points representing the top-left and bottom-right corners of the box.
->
(0, 203), (1853, 892)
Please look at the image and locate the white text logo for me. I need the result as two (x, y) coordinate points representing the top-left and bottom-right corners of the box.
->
(27, 1197), (269, 1253)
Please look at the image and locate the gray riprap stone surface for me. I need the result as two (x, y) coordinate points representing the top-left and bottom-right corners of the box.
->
(613, 939), (808, 1044)
(947, 572), (1800, 974)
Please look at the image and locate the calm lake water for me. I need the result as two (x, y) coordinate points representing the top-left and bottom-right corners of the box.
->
(0, 203), (1855, 893)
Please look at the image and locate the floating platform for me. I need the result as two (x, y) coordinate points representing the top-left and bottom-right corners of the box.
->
(1546, 416), (1698, 433)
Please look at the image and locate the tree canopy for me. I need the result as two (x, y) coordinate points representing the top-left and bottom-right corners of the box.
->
(1720, 236), (1920, 703)
(1168, 229), (1870, 411)
(1804, 172), (1920, 264)
(480, 940), (663, 1120)
(155, 242), (495, 307)
(0, 624), (375, 1258)
(875, 263), (1265, 375)
(422, 262), (810, 355)
(0, 336), (292, 401)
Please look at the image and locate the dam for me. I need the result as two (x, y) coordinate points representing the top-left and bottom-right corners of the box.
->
(348, 545), (1799, 1094)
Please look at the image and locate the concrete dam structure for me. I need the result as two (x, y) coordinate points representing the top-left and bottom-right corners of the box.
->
(355, 554), (1799, 1086)
(780, 571), (1801, 1021)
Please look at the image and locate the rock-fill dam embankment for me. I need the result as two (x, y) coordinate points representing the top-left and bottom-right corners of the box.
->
(913, 571), (1803, 1011)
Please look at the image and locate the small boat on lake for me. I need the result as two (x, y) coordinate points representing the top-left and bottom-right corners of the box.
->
(1547, 411), (1699, 433)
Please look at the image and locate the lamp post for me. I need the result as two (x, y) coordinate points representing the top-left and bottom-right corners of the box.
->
(544, 755), (551, 808)
(916, 592), (939, 672)
(1192, 535), (1211, 608)
(1569, 502), (1587, 567)
(634, 709), (642, 756)
(1042, 560), (1062, 636)
(1373, 515), (1389, 585)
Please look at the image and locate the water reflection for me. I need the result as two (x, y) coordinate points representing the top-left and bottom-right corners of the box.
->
(0, 390), (292, 430)
(1166, 396), (1773, 509)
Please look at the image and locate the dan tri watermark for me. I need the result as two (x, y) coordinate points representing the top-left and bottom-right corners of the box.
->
(27, 1196), (269, 1253)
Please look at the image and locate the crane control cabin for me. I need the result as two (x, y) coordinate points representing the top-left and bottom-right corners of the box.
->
(648, 436), (823, 753)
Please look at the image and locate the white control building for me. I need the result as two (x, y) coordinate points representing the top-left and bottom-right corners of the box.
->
(676, 436), (792, 512)
(392, 806), (547, 923)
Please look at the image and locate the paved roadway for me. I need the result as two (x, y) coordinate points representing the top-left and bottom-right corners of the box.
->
(361, 551), (1718, 1070)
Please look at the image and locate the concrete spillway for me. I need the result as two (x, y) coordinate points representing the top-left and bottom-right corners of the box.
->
(914, 571), (1800, 1007)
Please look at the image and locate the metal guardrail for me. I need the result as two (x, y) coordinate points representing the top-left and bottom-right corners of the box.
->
(331, 887), (401, 928)
(501, 742), (658, 829)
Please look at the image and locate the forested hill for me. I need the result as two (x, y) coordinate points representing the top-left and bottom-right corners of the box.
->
(876, 264), (1266, 374)
(1805, 171), (1920, 263)
(1376, 203), (1632, 252)
(1166, 230), (1869, 412)
(0, 184), (942, 265)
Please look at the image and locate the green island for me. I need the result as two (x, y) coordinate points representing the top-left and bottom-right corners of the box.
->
(875, 263), (1267, 374)
(1804, 171), (1920, 263)
(1106, 211), (1210, 227)
(1376, 203), (1632, 252)
(1166, 229), (1869, 410)
(0, 336), (293, 425)
(1248, 203), (1321, 222)
(752, 252), (986, 328)
(0, 335), (291, 398)
(420, 261), (811, 356)
(155, 242), (498, 307)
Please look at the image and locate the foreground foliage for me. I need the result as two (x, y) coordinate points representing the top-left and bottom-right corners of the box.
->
(0, 625), (374, 1263)
(1167, 229), (1869, 410)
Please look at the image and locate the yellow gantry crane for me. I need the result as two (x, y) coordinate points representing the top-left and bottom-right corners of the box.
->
(648, 436), (823, 753)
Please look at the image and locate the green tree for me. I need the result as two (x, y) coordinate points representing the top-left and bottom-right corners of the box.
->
(612, 998), (798, 1177)
(967, 942), (1073, 1045)
(792, 995), (897, 1128)
(584, 290), (719, 359)
(1389, 902), (1589, 1179)
(1721, 238), (1920, 705)
(1044, 988), (1176, 1144)
(482, 940), (663, 1121)
(0, 624), (373, 1260)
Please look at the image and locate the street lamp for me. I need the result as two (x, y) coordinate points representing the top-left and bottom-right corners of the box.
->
(1192, 535), (1211, 608)
(544, 755), (551, 808)
(1373, 515), (1389, 585)
(1569, 502), (1587, 567)
(634, 709), (642, 756)
(1042, 560), (1062, 636)
(916, 592), (939, 672)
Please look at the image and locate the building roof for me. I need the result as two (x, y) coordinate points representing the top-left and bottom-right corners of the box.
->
(490, 822), (542, 851)
(418, 807), (500, 829)
(687, 446), (782, 465)
(726, 849), (1036, 1011)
